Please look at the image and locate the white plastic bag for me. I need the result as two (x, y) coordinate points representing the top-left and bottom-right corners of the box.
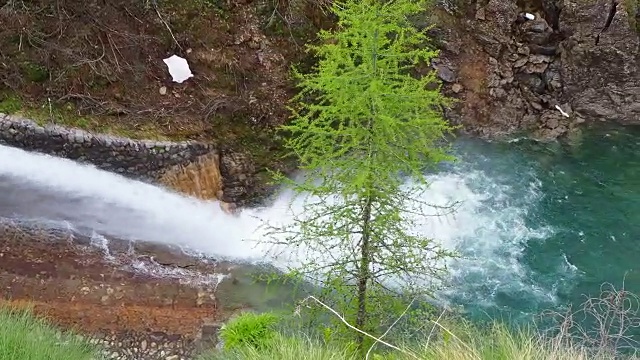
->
(163, 55), (194, 83)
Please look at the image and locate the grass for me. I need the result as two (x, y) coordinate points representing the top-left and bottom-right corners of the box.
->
(1, 285), (640, 360)
(0, 306), (99, 360)
(0, 90), (170, 140)
(623, 0), (640, 35)
(201, 286), (640, 360)
(0, 93), (22, 114)
(200, 321), (640, 360)
(201, 333), (359, 360)
(1, 307), (637, 360)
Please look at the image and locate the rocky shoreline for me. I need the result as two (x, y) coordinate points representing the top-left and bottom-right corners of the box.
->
(0, 221), (244, 359)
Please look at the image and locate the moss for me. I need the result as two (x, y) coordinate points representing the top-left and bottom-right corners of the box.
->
(623, 0), (640, 34)
(0, 94), (23, 114)
(2, 97), (168, 140)
(19, 62), (49, 83)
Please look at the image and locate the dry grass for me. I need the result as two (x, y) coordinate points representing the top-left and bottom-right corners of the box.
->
(159, 152), (223, 201)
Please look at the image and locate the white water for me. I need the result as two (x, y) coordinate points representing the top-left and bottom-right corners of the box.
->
(0, 144), (562, 310)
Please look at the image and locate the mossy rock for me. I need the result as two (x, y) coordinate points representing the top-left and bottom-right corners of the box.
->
(623, 0), (640, 34)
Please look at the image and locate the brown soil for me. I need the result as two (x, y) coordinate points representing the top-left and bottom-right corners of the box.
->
(0, 0), (332, 165)
(0, 223), (233, 340)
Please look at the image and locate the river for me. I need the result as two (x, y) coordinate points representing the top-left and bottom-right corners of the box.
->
(0, 122), (639, 328)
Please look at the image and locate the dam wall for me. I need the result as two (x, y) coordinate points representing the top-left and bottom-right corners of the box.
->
(0, 113), (259, 206)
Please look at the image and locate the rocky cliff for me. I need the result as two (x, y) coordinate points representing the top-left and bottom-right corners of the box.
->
(434, 0), (639, 140)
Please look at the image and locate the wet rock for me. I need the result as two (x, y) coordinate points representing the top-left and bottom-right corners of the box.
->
(133, 242), (198, 268)
(535, 111), (569, 140)
(558, 0), (640, 126)
(219, 151), (258, 207)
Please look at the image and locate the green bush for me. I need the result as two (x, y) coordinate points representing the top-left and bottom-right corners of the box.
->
(201, 319), (640, 360)
(0, 94), (22, 114)
(0, 307), (98, 360)
(219, 311), (280, 351)
(202, 333), (358, 360)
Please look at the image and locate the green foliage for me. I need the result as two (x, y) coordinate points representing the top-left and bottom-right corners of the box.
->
(219, 312), (280, 351)
(19, 62), (49, 83)
(199, 318), (634, 360)
(202, 332), (360, 360)
(0, 94), (22, 114)
(623, 0), (640, 34)
(264, 0), (457, 353)
(0, 307), (98, 360)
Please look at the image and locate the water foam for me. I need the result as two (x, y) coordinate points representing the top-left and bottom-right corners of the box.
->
(0, 144), (562, 310)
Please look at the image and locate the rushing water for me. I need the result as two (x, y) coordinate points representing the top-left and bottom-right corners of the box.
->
(0, 123), (639, 326)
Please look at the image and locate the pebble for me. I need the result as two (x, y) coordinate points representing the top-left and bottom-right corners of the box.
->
(88, 332), (199, 360)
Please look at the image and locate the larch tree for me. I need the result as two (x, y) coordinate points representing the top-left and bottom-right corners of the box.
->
(263, 0), (458, 353)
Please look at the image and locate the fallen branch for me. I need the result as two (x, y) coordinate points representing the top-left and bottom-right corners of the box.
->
(151, 0), (182, 51)
(298, 295), (422, 359)
(365, 297), (416, 360)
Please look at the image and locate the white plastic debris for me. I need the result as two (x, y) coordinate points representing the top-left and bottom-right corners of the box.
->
(555, 104), (570, 118)
(524, 13), (535, 20)
(162, 55), (194, 83)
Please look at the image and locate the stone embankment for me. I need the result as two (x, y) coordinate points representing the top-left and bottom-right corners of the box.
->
(0, 113), (214, 180)
(0, 113), (260, 207)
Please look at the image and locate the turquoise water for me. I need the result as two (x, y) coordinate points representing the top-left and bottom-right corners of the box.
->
(216, 123), (640, 339)
(442, 123), (640, 325)
(212, 123), (640, 333)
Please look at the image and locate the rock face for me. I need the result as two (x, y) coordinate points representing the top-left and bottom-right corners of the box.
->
(435, 0), (639, 140)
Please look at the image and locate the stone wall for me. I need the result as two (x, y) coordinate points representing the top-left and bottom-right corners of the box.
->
(0, 113), (263, 206)
(0, 113), (215, 181)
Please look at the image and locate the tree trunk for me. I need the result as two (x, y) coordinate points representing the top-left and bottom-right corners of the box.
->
(355, 194), (373, 350)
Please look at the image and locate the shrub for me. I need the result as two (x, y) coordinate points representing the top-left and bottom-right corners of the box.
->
(219, 311), (280, 351)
